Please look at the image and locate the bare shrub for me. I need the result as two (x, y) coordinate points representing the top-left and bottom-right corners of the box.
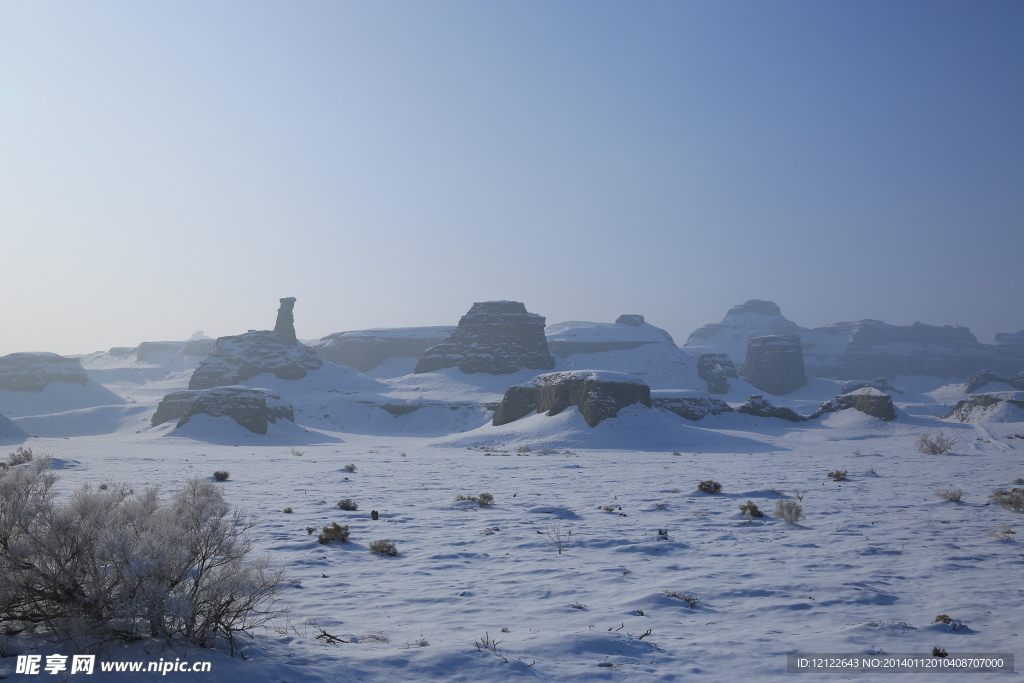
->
(989, 488), (1024, 512)
(369, 539), (398, 556)
(917, 432), (955, 454)
(933, 614), (953, 624)
(318, 523), (350, 544)
(740, 500), (763, 518)
(774, 500), (804, 524)
(476, 492), (494, 507)
(336, 499), (358, 511)
(291, 448), (304, 457)
(343, 463), (357, 473)
(654, 503), (668, 511)
(933, 647), (948, 658)
(7, 447), (33, 466)
(213, 471), (229, 481)
(475, 631), (502, 653)
(698, 480), (722, 494)
(793, 490), (806, 502)
(571, 601), (586, 610)
(936, 488), (963, 503)
(827, 470), (848, 482)
(769, 487), (784, 496)
(545, 521), (569, 555)
(0, 460), (285, 652)
(283, 507), (293, 513)
(987, 522), (1017, 541)
(663, 589), (700, 608)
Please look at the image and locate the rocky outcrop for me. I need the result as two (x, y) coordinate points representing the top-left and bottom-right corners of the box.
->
(0, 412), (29, 440)
(0, 353), (89, 392)
(183, 336), (216, 358)
(135, 342), (184, 362)
(697, 353), (737, 394)
(615, 314), (645, 327)
(653, 396), (733, 421)
(810, 388), (897, 421)
(840, 378), (902, 395)
(188, 299), (323, 390)
(152, 390), (201, 426)
(684, 300), (802, 364)
(944, 392), (1024, 423)
(993, 330), (1024, 376)
(736, 395), (807, 422)
(415, 301), (556, 375)
(492, 370), (651, 427)
(175, 386), (295, 434)
(963, 369), (1024, 393)
(314, 327), (456, 371)
(740, 335), (806, 395)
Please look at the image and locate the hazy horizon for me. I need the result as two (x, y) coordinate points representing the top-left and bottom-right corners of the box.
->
(4, 1), (1022, 356)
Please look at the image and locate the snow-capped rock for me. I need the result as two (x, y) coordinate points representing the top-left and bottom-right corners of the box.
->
(492, 370), (651, 427)
(810, 387), (897, 421)
(175, 386), (295, 434)
(0, 352), (89, 391)
(314, 326), (456, 371)
(740, 335), (806, 395)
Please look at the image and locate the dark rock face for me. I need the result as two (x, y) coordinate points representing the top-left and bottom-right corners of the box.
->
(135, 342), (184, 362)
(0, 353), (89, 392)
(945, 391), (1024, 422)
(315, 327), (456, 371)
(740, 335), (806, 395)
(840, 378), (902, 395)
(415, 301), (556, 375)
(653, 396), (733, 421)
(963, 369), (1024, 393)
(736, 395), (807, 422)
(615, 314), (645, 327)
(697, 353), (737, 394)
(183, 337), (216, 358)
(993, 330), (1024, 375)
(274, 297), (297, 345)
(810, 388), (897, 421)
(492, 371), (651, 427)
(151, 390), (201, 426)
(176, 386), (295, 435)
(188, 299), (323, 390)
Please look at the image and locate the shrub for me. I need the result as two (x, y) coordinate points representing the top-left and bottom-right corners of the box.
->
(343, 463), (357, 473)
(0, 460), (284, 652)
(336, 499), (358, 511)
(989, 488), (1024, 513)
(283, 507), (293, 513)
(318, 523), (350, 545)
(936, 488), (963, 502)
(793, 490), (806, 502)
(516, 446), (532, 453)
(7, 447), (33, 466)
(291, 448), (304, 457)
(933, 647), (948, 658)
(571, 601), (586, 610)
(740, 500), (763, 518)
(476, 492), (494, 507)
(933, 614), (953, 624)
(663, 589), (700, 608)
(213, 471), (229, 482)
(369, 539), (398, 556)
(987, 522), (1016, 541)
(698, 480), (722, 494)
(827, 470), (848, 482)
(654, 502), (668, 511)
(775, 500), (804, 524)
(917, 432), (955, 454)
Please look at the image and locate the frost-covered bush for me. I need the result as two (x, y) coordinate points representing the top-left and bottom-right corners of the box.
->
(343, 463), (357, 473)
(827, 470), (848, 482)
(369, 540), (398, 556)
(336, 499), (358, 511)
(0, 459), (284, 652)
(213, 471), (229, 481)
(318, 523), (350, 544)
(7, 447), (33, 466)
(698, 480), (722, 494)
(774, 500), (803, 524)
(476, 493), (494, 507)
(936, 488), (962, 502)
(989, 488), (1024, 513)
(740, 500), (763, 518)
(917, 432), (955, 454)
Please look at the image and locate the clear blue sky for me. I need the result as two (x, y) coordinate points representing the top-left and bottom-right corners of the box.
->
(2, 0), (1022, 355)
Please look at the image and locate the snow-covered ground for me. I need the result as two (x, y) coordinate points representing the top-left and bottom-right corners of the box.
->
(1, 348), (1021, 681)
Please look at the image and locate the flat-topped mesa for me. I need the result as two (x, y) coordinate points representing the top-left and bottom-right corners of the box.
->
(414, 301), (556, 375)
(740, 335), (806, 395)
(188, 298), (322, 390)
(274, 297), (297, 345)
(492, 370), (652, 427)
(615, 314), (645, 327)
(175, 386), (295, 435)
(314, 326), (456, 372)
(0, 352), (89, 392)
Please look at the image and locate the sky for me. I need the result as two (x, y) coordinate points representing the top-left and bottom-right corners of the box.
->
(2, 0), (1022, 356)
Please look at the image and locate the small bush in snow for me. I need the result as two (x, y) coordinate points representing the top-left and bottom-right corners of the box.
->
(933, 614), (953, 624)
(933, 647), (948, 658)
(917, 432), (955, 455)
(989, 488), (1024, 513)
(516, 446), (532, 453)
(698, 480), (722, 494)
(343, 463), (357, 473)
(476, 492), (494, 507)
(827, 470), (848, 482)
(6, 447), (33, 466)
(936, 488), (963, 502)
(740, 500), (763, 518)
(283, 507), (293, 514)
(336, 499), (358, 511)
(318, 523), (350, 544)
(775, 500), (804, 524)
(213, 471), (229, 481)
(571, 601), (586, 610)
(369, 539), (398, 556)
(663, 590), (700, 608)
(987, 522), (1017, 541)
(793, 490), (806, 501)
(291, 448), (304, 457)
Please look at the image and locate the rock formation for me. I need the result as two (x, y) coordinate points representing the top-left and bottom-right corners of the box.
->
(175, 386), (295, 434)
(415, 301), (556, 375)
(945, 392), (1024, 423)
(314, 327), (456, 371)
(963, 369), (1024, 393)
(840, 378), (902, 395)
(615, 314), (645, 327)
(740, 335), (806, 395)
(684, 300), (802, 364)
(274, 297), (297, 344)
(993, 330), (1024, 376)
(188, 299), (323, 390)
(736, 395), (807, 422)
(151, 390), (201, 426)
(697, 353), (737, 394)
(0, 353), (89, 392)
(0, 411), (29, 440)
(546, 317), (676, 357)
(492, 370), (651, 427)
(653, 396), (733, 421)
(810, 388), (897, 421)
